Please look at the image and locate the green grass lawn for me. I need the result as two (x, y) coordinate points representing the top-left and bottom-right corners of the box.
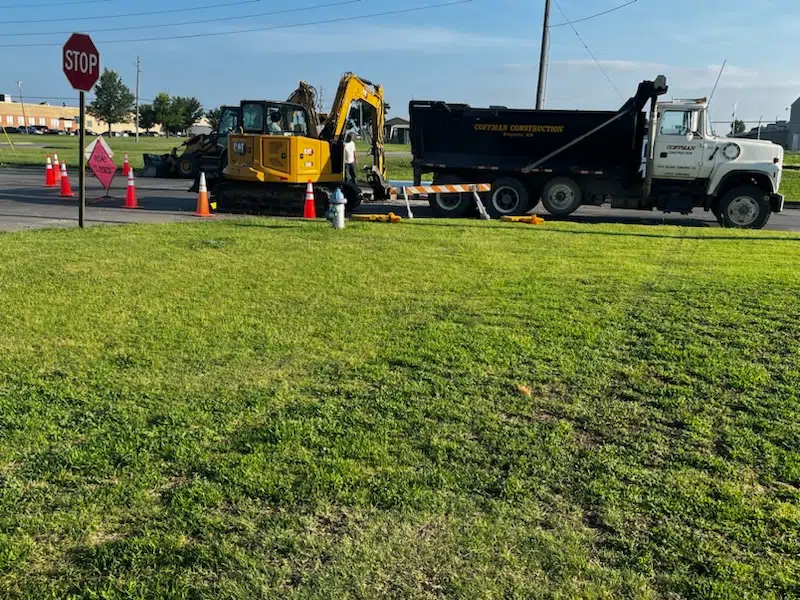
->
(784, 151), (799, 166)
(0, 134), (177, 170)
(0, 219), (798, 598)
(782, 170), (800, 201)
(355, 141), (410, 154)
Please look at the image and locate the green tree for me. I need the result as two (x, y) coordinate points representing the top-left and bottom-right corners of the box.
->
(732, 119), (746, 135)
(138, 104), (157, 133)
(175, 97), (204, 132)
(152, 92), (176, 137)
(205, 107), (222, 132)
(87, 69), (135, 135)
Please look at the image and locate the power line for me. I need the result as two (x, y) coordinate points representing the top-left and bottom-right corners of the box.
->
(550, 0), (639, 28)
(0, 0), (361, 37)
(554, 1), (624, 101)
(0, 0), (472, 48)
(0, 0), (114, 7)
(8, 95), (154, 103)
(5, 0), (259, 25)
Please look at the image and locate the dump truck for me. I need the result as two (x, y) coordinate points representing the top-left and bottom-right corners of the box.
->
(410, 75), (784, 228)
(203, 72), (392, 215)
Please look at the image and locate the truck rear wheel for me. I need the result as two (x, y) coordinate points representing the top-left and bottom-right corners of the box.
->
(488, 177), (529, 217)
(428, 174), (473, 218)
(541, 177), (582, 216)
(719, 185), (771, 229)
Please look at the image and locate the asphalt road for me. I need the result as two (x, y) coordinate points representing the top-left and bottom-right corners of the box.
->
(1, 166), (799, 232)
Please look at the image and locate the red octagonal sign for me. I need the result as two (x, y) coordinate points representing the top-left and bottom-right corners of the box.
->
(63, 33), (100, 92)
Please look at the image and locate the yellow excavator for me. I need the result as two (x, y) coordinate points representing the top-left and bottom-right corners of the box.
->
(206, 73), (392, 215)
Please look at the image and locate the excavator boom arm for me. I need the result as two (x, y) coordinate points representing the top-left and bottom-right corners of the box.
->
(320, 72), (387, 187)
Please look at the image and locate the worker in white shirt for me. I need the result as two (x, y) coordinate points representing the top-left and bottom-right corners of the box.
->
(344, 133), (357, 184)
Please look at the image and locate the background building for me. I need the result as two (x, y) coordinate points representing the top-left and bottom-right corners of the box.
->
(733, 95), (800, 150)
(0, 93), (137, 134)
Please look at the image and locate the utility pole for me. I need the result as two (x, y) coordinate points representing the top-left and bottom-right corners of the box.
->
(536, 0), (551, 109)
(17, 81), (28, 133)
(135, 56), (140, 142)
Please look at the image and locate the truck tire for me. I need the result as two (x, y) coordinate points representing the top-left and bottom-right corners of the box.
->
(541, 177), (582, 216)
(488, 177), (529, 217)
(718, 185), (771, 229)
(428, 174), (473, 218)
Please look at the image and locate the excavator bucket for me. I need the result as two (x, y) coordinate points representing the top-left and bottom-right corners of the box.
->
(141, 153), (172, 178)
(365, 165), (392, 202)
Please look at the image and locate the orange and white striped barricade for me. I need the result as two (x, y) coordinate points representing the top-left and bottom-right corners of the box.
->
(393, 183), (491, 220)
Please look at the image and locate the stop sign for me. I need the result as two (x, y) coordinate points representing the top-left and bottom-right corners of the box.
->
(63, 33), (100, 92)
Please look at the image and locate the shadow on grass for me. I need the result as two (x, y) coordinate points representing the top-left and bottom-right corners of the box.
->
(404, 220), (800, 241)
(225, 220), (308, 230)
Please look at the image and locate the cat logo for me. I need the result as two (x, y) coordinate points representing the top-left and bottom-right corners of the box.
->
(233, 141), (247, 155)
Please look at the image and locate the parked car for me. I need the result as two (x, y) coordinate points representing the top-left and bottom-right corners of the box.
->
(26, 126), (44, 135)
(2, 126), (23, 134)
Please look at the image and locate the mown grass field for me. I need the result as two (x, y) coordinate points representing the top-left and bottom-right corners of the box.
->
(0, 134), (177, 170)
(782, 170), (800, 202)
(0, 219), (798, 599)
(0, 134), (417, 181)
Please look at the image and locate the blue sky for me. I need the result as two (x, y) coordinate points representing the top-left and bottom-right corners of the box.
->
(2, 0), (799, 128)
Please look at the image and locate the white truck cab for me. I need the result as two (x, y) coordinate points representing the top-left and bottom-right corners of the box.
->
(650, 97), (784, 228)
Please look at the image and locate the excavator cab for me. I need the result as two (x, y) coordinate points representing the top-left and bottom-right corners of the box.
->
(239, 101), (311, 137)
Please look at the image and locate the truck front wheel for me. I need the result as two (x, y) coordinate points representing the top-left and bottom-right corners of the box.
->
(719, 186), (771, 229)
(488, 177), (529, 217)
(541, 177), (582, 216)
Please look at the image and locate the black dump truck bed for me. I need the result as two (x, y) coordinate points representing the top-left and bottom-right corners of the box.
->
(409, 80), (660, 177)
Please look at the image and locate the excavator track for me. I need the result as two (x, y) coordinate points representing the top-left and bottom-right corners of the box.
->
(211, 182), (361, 216)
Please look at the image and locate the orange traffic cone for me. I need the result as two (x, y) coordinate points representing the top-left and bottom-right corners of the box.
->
(303, 180), (316, 219)
(194, 172), (213, 217)
(44, 155), (56, 187)
(124, 169), (138, 209)
(59, 162), (74, 198)
(53, 153), (62, 183)
(122, 153), (130, 176)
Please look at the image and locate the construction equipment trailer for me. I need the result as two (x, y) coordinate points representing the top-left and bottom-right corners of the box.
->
(204, 72), (392, 215)
(410, 76), (784, 228)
